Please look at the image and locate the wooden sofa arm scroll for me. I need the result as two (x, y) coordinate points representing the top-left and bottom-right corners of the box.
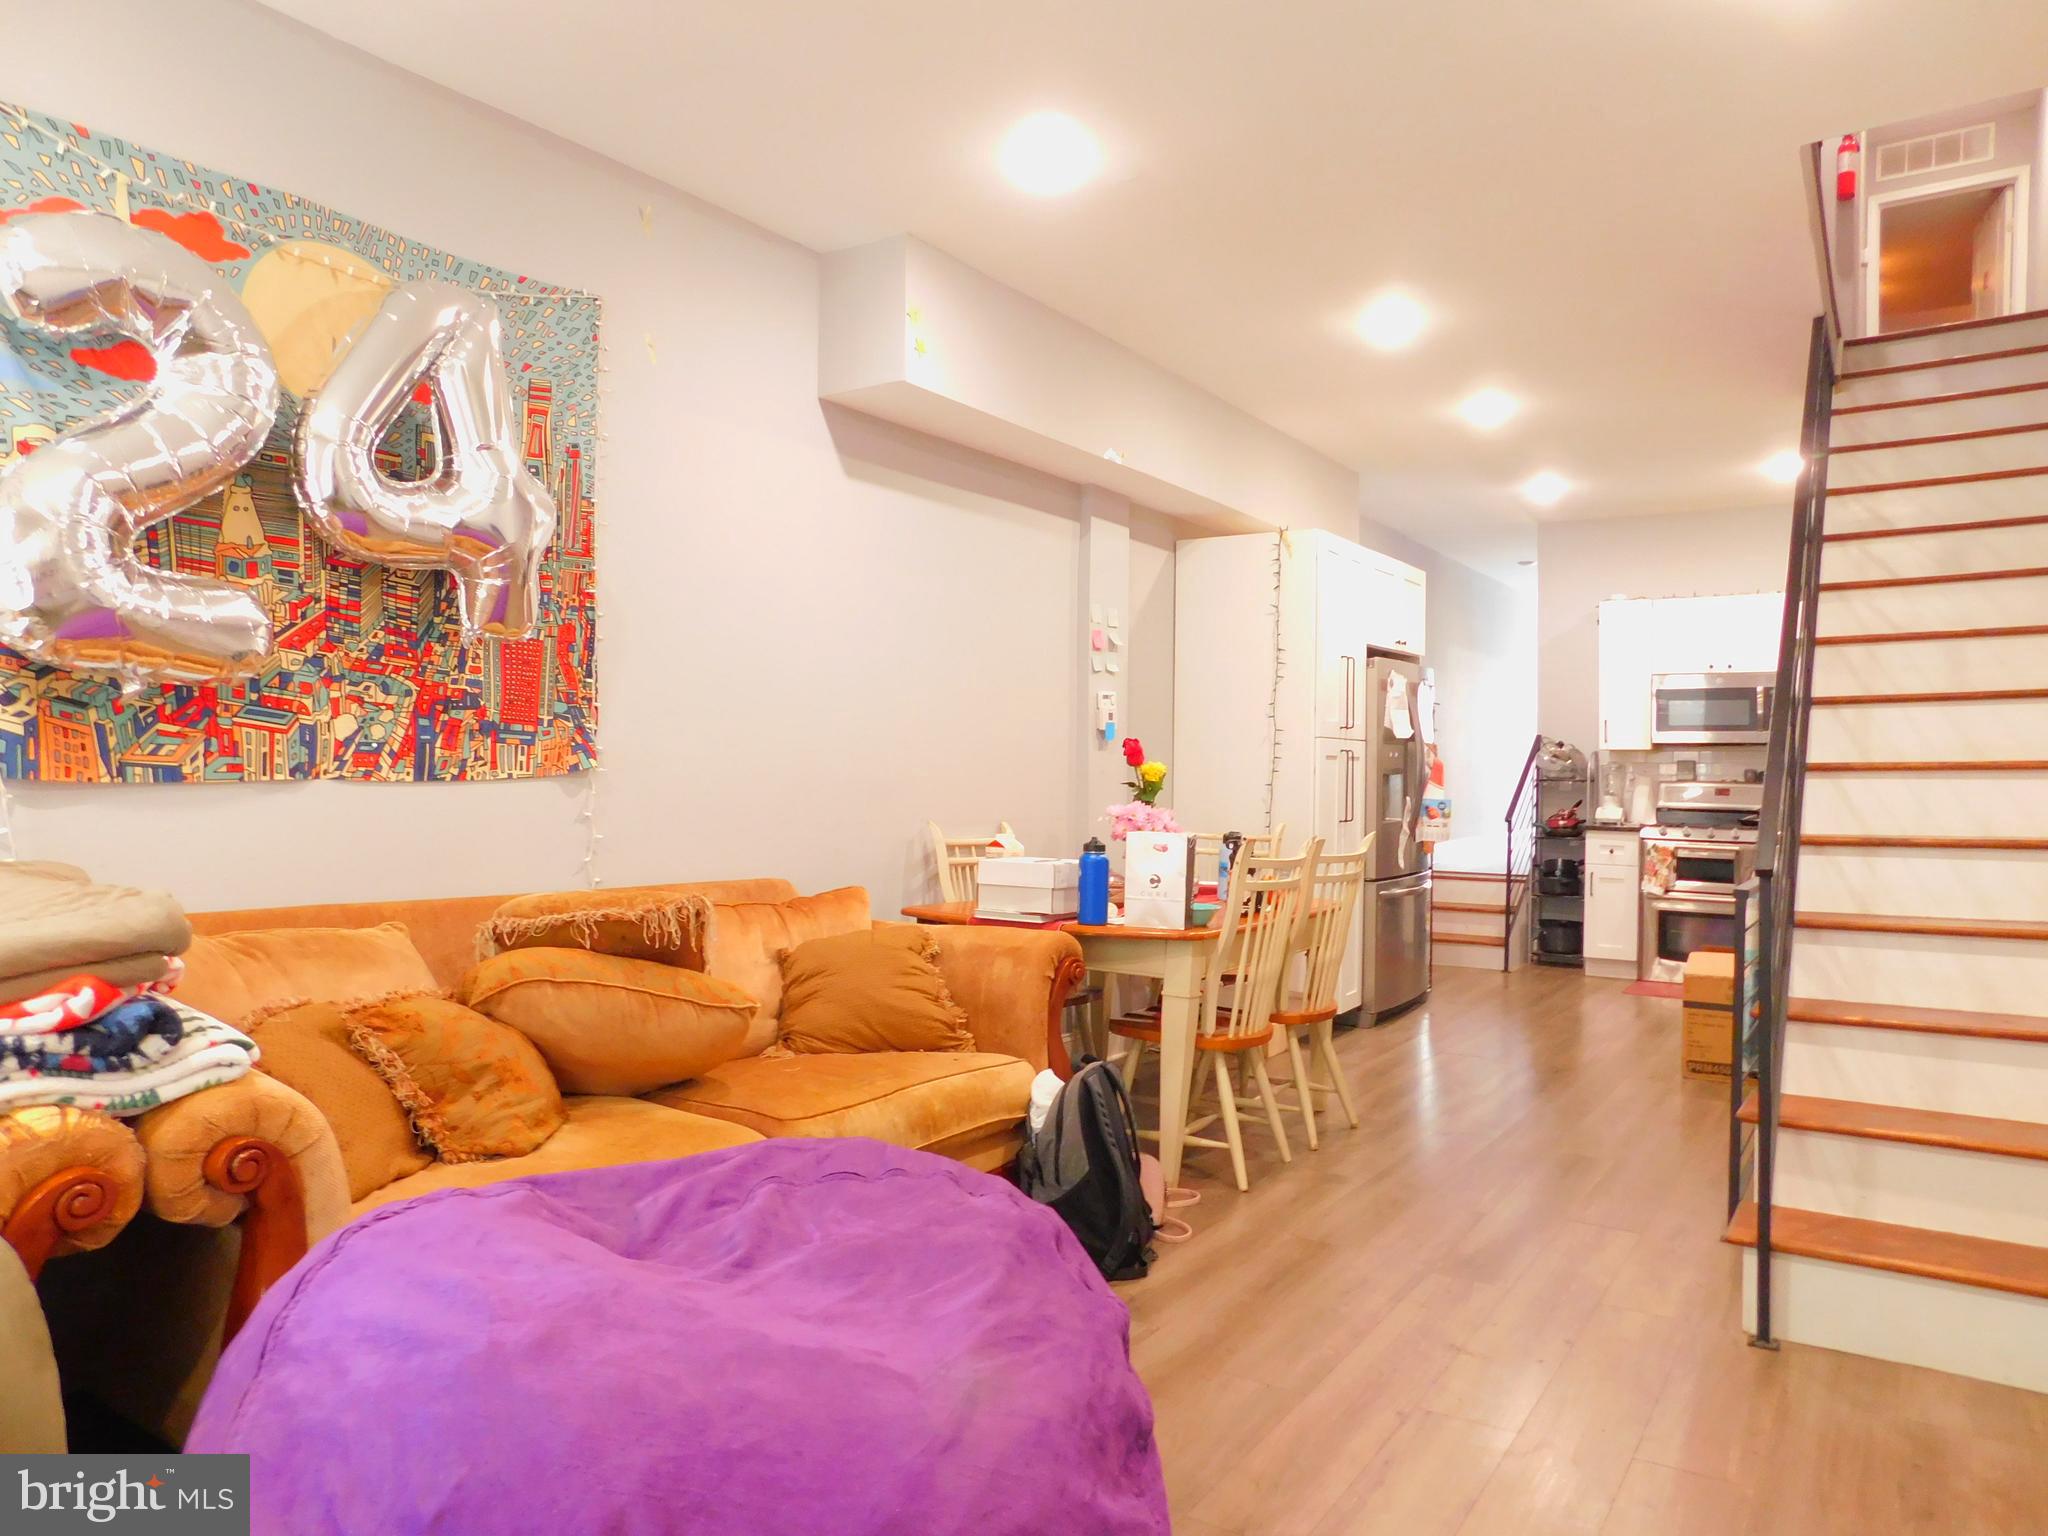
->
(1047, 953), (1088, 1079)
(3, 1165), (124, 1284)
(203, 1136), (306, 1341)
(0, 1106), (146, 1282)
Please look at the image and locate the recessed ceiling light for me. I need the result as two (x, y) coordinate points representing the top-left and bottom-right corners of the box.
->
(1520, 470), (1570, 508)
(1456, 387), (1520, 432)
(1759, 449), (1805, 485)
(999, 112), (1102, 196)
(1354, 289), (1430, 352)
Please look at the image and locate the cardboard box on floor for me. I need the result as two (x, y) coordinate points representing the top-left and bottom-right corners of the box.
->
(1682, 949), (1735, 1081)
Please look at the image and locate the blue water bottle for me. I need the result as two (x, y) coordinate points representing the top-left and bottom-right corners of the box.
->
(1078, 837), (1110, 924)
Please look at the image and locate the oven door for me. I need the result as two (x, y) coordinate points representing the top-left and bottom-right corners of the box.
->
(1646, 838), (1755, 894)
(1640, 892), (1737, 983)
(1650, 674), (1774, 745)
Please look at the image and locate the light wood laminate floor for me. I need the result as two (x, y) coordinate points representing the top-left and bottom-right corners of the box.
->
(1118, 964), (2048, 1536)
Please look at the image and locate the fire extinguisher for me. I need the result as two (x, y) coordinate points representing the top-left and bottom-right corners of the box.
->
(1836, 134), (1860, 202)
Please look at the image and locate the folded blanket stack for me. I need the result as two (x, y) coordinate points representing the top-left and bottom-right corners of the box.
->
(0, 863), (256, 1116)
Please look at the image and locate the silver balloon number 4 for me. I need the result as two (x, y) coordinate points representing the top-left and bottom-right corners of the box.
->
(0, 210), (278, 687)
(295, 281), (556, 640)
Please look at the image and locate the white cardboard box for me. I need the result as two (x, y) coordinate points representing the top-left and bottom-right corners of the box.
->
(977, 857), (1080, 918)
(1123, 832), (1194, 929)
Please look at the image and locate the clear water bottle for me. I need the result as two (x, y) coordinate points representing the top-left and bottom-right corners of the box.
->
(1218, 830), (1244, 909)
(1078, 837), (1111, 925)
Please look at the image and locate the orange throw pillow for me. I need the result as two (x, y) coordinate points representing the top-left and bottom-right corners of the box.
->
(778, 926), (974, 1056)
(247, 998), (432, 1202)
(346, 992), (565, 1163)
(479, 889), (713, 970)
(462, 948), (757, 1096)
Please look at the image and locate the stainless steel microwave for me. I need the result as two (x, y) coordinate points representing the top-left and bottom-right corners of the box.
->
(1650, 672), (1774, 745)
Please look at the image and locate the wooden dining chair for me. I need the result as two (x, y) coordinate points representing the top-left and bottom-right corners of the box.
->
(1271, 837), (1373, 1150)
(927, 821), (1018, 904)
(1108, 847), (1311, 1191)
(1189, 823), (1289, 886)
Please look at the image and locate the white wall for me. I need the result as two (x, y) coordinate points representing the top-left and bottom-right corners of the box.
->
(1, 0), (1181, 915)
(1359, 516), (1535, 872)
(1536, 506), (1791, 751)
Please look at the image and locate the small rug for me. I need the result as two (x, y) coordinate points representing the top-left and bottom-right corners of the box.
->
(1624, 980), (1684, 999)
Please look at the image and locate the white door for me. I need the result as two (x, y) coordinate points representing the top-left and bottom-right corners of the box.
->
(1315, 544), (1367, 738)
(1314, 740), (1366, 1010)
(1972, 187), (2013, 320)
(1583, 864), (1639, 963)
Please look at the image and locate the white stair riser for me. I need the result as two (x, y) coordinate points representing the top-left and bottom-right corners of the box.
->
(1775, 1128), (2048, 1246)
(1741, 1251), (2048, 1394)
(1811, 633), (2048, 695)
(1807, 699), (2048, 762)
(1784, 1018), (2048, 1117)
(1797, 847), (2048, 924)
(1825, 428), (2048, 488)
(1802, 770), (2048, 839)
(1832, 385), (2048, 447)
(1825, 472), (2048, 531)
(1835, 350), (2048, 409)
(1432, 907), (1511, 938)
(1846, 316), (2048, 373)
(1820, 522), (2048, 583)
(1435, 942), (1508, 971)
(1790, 929), (2048, 1018)
(1817, 574), (2048, 638)
(1431, 877), (1509, 906)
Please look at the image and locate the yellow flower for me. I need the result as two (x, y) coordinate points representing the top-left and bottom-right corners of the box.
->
(1140, 761), (1167, 784)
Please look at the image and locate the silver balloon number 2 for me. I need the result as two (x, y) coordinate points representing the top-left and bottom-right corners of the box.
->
(0, 210), (278, 686)
(295, 281), (557, 640)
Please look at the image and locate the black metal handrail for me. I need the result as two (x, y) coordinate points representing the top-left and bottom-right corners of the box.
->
(1502, 732), (1542, 972)
(1739, 312), (1835, 1348)
(1802, 140), (1847, 370)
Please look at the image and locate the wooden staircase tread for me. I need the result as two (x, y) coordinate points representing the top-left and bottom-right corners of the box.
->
(1432, 931), (1504, 946)
(1810, 765), (2048, 774)
(1795, 910), (2048, 941)
(1825, 464), (2048, 497)
(1819, 565), (2048, 592)
(1431, 900), (1506, 913)
(1738, 1090), (2048, 1162)
(1801, 834), (2048, 850)
(1723, 1202), (2048, 1301)
(1811, 688), (2048, 706)
(1844, 307), (2048, 346)
(1822, 513), (2048, 543)
(1831, 378), (2048, 417)
(1788, 997), (2048, 1043)
(1827, 420), (2048, 455)
(1817, 622), (2048, 646)
(1836, 340), (2048, 381)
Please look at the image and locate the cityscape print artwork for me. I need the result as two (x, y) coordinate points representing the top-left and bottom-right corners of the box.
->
(0, 100), (600, 783)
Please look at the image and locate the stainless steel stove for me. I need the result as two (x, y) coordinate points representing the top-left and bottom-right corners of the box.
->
(1640, 780), (1761, 982)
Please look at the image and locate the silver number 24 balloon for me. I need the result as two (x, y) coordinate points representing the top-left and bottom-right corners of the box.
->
(0, 209), (279, 687)
(0, 210), (558, 691)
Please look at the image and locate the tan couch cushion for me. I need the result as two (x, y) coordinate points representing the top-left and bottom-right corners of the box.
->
(177, 923), (440, 1028)
(480, 888), (713, 971)
(647, 1052), (1032, 1165)
(461, 948), (757, 1096)
(705, 886), (872, 1053)
(778, 926), (975, 1056)
(347, 993), (565, 1163)
(246, 1000), (431, 1202)
(348, 1096), (763, 1218)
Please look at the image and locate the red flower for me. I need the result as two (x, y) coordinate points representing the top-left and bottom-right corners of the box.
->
(1122, 737), (1145, 768)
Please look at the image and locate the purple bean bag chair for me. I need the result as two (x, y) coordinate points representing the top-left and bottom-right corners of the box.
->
(189, 1138), (1167, 1535)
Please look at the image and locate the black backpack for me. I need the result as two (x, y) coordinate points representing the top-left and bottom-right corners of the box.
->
(1016, 1056), (1157, 1281)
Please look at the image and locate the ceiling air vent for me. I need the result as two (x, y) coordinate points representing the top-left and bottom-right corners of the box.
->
(1875, 123), (1996, 181)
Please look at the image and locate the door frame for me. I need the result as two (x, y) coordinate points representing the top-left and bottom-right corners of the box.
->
(1862, 164), (2030, 335)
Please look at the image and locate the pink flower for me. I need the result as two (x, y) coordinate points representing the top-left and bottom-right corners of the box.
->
(1105, 800), (1183, 841)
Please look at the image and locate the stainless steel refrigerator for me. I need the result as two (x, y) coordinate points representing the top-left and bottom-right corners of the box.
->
(1360, 654), (1431, 1018)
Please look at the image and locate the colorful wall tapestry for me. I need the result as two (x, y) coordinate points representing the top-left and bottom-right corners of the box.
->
(0, 101), (600, 783)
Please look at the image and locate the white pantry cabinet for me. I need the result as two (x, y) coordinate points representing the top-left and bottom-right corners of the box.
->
(1365, 551), (1426, 656)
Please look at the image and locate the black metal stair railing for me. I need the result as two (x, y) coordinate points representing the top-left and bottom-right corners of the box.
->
(1502, 733), (1542, 973)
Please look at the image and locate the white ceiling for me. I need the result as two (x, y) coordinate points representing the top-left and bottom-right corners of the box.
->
(254, 0), (2048, 580)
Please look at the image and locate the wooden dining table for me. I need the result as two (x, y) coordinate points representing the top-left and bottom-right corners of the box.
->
(901, 900), (1227, 1187)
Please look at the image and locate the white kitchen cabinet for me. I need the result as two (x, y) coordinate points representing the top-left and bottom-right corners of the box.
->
(1364, 552), (1427, 656)
(1597, 592), (1784, 750)
(1582, 831), (1640, 966)
(1314, 541), (1368, 738)
(1313, 739), (1367, 1010)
